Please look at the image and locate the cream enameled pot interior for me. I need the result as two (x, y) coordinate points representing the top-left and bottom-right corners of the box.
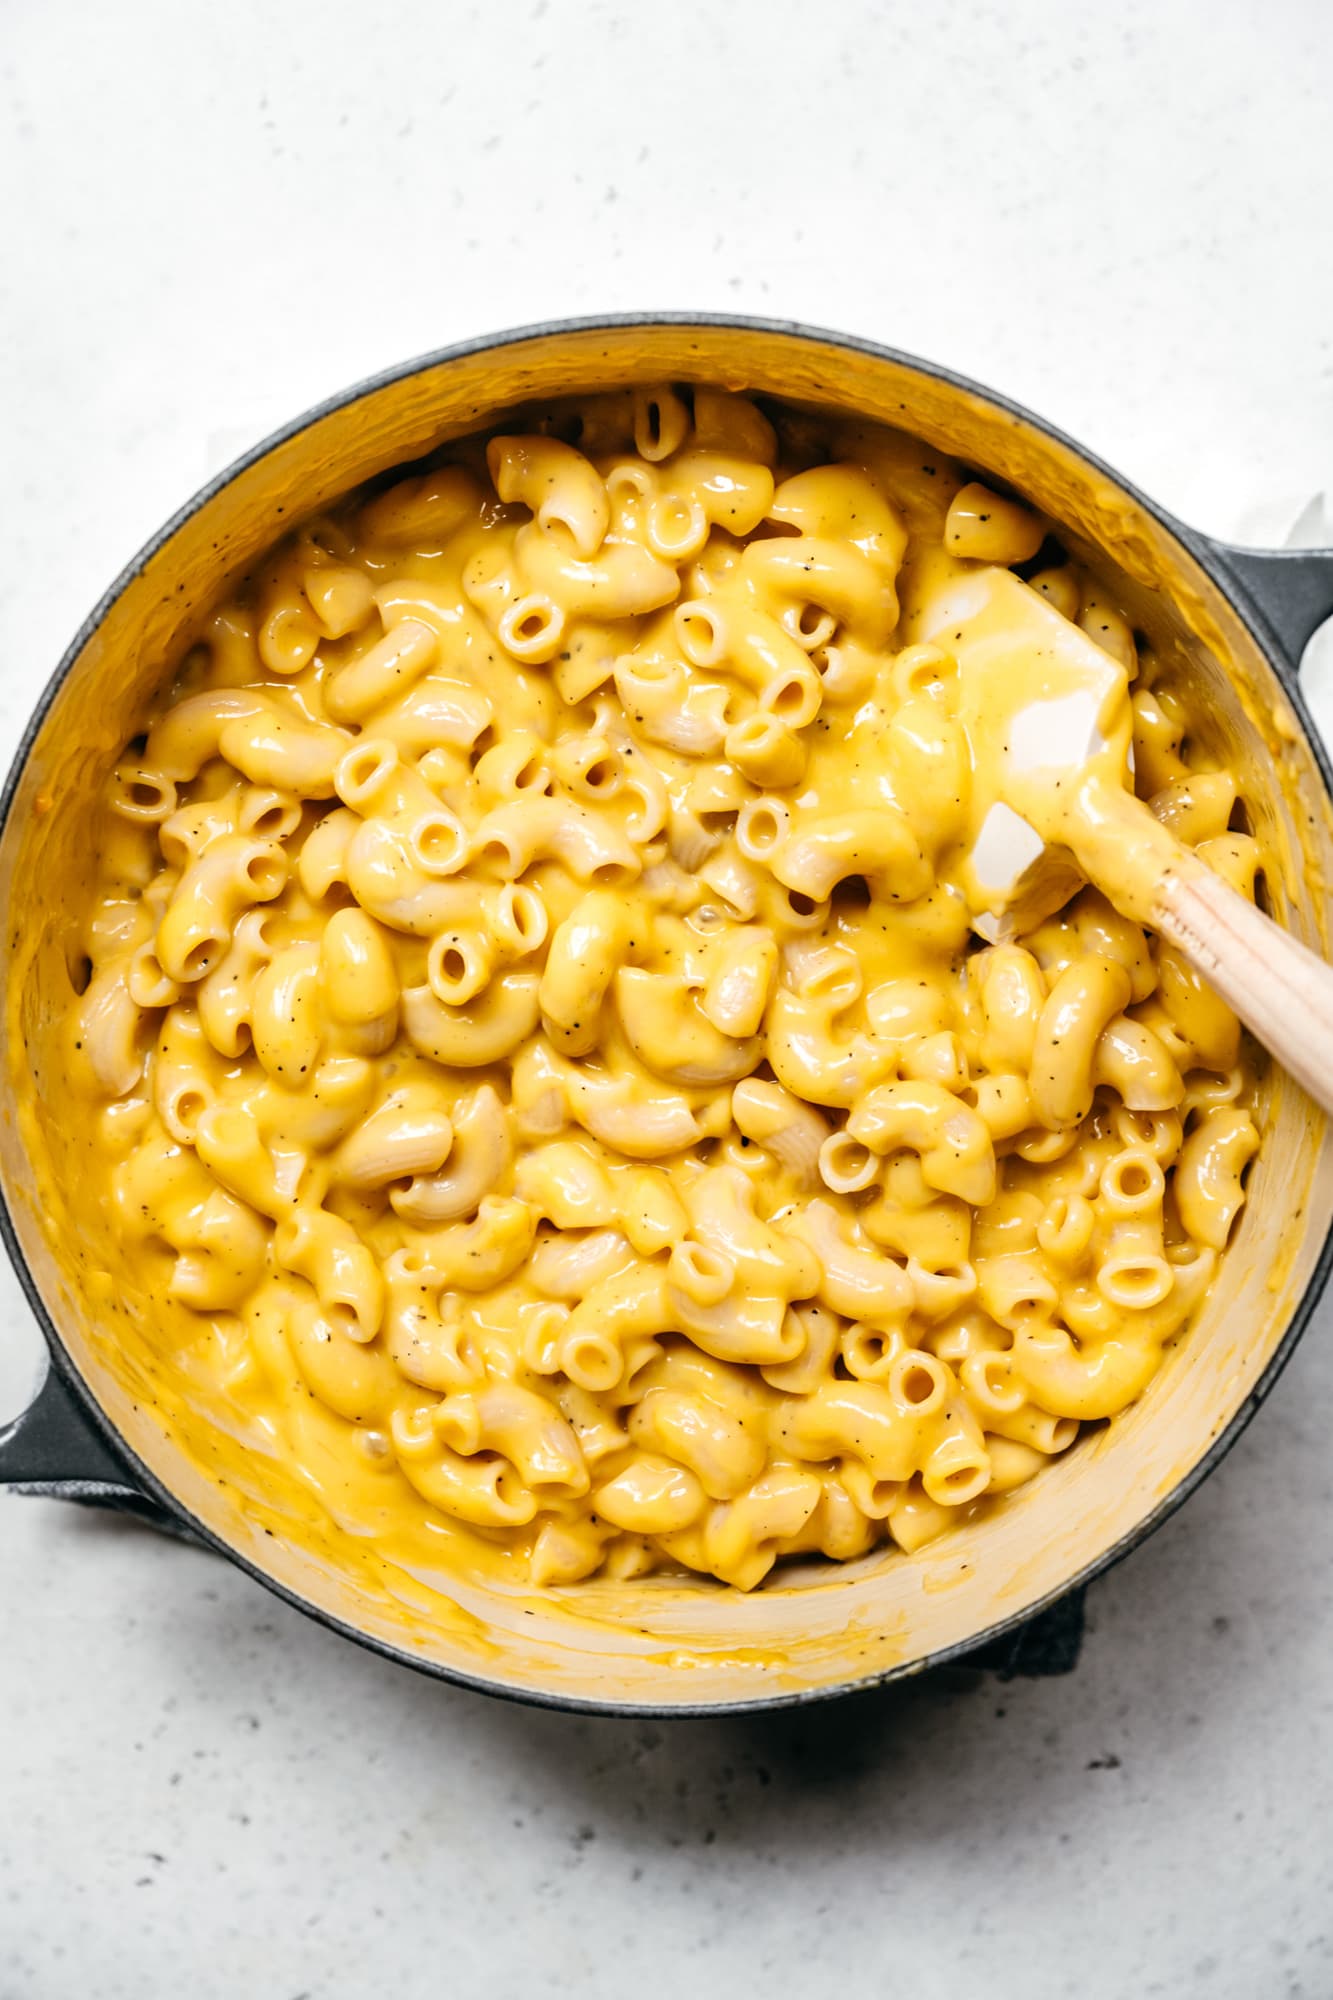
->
(4, 321), (1331, 1709)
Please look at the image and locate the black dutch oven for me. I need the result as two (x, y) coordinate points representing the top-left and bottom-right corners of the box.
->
(2, 318), (1332, 1712)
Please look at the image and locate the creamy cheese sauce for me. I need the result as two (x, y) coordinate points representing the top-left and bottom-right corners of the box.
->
(44, 386), (1265, 1595)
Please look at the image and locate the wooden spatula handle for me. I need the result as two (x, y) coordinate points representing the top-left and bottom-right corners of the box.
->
(1156, 869), (1333, 1112)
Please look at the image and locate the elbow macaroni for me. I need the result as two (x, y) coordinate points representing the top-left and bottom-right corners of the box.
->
(59, 386), (1265, 1593)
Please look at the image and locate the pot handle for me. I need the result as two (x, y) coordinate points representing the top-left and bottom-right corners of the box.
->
(0, 1357), (143, 1495)
(1207, 542), (1333, 679)
(0, 1361), (206, 1540)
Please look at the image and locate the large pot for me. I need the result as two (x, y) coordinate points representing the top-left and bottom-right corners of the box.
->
(3, 316), (1333, 1714)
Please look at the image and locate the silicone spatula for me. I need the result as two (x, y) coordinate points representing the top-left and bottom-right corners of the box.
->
(917, 567), (1333, 1113)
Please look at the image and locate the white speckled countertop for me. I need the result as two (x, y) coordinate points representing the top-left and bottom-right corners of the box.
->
(3, 3), (1333, 1993)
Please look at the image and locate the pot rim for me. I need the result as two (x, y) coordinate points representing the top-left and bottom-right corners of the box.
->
(4, 311), (1330, 1717)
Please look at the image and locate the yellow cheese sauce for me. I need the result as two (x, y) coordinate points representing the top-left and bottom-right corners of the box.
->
(44, 385), (1266, 1597)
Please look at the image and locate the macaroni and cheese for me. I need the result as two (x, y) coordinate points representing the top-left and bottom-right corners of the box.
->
(60, 385), (1264, 1590)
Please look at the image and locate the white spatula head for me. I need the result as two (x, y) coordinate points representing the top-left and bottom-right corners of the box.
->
(917, 568), (1135, 937)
